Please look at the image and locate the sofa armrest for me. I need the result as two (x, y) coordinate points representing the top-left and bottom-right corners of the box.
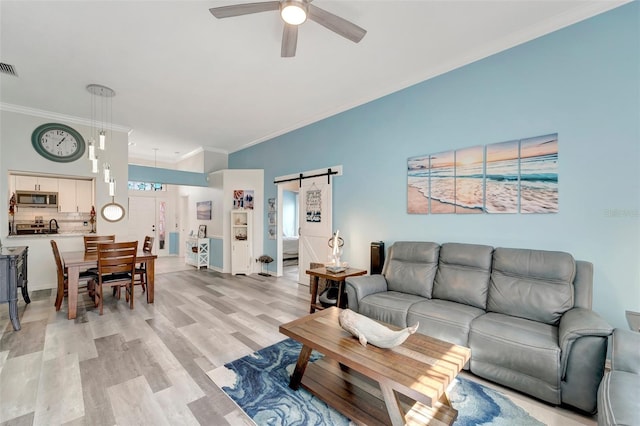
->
(345, 275), (388, 313)
(559, 307), (613, 378)
(611, 328), (640, 374)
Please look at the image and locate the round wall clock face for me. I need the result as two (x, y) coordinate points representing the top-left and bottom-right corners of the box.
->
(31, 123), (86, 162)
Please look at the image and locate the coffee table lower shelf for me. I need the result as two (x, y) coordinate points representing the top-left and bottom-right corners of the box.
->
(301, 358), (458, 426)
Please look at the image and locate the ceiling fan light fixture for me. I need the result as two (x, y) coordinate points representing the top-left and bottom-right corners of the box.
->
(281, 1), (307, 25)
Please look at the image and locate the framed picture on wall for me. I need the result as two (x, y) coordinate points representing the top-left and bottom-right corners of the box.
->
(197, 201), (212, 220)
(198, 225), (207, 238)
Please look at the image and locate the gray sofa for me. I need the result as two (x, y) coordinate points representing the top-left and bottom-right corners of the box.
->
(597, 328), (640, 425)
(345, 241), (612, 414)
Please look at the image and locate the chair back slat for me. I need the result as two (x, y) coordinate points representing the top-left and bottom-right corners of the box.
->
(84, 235), (116, 253)
(142, 236), (154, 253)
(97, 241), (138, 277)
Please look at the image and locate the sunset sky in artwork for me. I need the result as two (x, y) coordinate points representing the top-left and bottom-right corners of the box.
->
(521, 136), (558, 159)
(429, 150), (455, 169)
(455, 145), (484, 165)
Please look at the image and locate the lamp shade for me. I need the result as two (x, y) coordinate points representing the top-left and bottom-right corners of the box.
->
(281, 1), (307, 25)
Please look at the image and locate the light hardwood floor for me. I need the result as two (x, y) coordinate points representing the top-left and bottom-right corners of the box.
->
(0, 257), (597, 425)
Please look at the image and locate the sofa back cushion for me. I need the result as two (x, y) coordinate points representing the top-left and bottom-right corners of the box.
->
(432, 243), (494, 309)
(487, 247), (575, 325)
(384, 242), (440, 298)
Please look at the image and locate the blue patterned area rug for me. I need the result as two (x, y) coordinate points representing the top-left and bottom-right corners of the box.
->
(207, 338), (544, 426)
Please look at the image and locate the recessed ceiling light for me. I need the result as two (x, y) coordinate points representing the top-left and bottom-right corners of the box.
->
(128, 141), (136, 146)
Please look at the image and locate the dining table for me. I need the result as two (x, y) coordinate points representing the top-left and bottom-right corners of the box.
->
(60, 250), (158, 320)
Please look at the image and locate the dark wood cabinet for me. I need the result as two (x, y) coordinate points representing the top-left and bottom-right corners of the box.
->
(0, 246), (30, 330)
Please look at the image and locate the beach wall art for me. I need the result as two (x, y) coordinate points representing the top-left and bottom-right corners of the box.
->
(197, 201), (212, 220)
(408, 133), (558, 214)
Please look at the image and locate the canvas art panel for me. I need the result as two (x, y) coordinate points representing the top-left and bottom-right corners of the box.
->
(486, 140), (520, 213)
(407, 155), (429, 214)
(197, 201), (212, 220)
(429, 150), (456, 214)
(519, 134), (558, 213)
(454, 145), (484, 214)
(233, 190), (244, 209)
(244, 190), (254, 210)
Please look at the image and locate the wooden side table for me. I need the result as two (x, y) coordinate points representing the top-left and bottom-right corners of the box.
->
(306, 266), (367, 314)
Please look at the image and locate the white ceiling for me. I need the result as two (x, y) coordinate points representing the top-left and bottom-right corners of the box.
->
(0, 1), (628, 163)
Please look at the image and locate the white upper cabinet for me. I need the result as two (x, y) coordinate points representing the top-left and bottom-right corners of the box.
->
(58, 178), (93, 213)
(15, 175), (58, 192)
(75, 180), (93, 213)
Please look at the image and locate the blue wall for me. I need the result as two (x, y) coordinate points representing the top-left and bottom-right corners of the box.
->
(229, 3), (640, 329)
(129, 165), (208, 186)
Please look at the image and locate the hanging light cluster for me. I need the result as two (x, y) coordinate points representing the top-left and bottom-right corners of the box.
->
(86, 84), (116, 195)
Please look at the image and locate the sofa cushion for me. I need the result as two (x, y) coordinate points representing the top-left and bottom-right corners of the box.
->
(469, 312), (561, 404)
(385, 242), (440, 298)
(487, 247), (575, 325)
(359, 291), (425, 328)
(597, 371), (640, 426)
(407, 299), (485, 347)
(432, 243), (493, 309)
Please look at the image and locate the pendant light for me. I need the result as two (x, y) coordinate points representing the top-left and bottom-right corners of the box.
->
(87, 84), (115, 151)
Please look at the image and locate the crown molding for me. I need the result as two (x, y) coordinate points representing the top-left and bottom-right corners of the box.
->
(0, 102), (131, 133)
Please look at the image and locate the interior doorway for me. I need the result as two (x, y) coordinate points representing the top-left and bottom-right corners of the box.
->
(281, 182), (299, 281)
(128, 195), (171, 256)
(275, 166), (341, 283)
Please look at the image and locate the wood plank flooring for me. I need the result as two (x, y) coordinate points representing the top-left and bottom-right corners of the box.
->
(0, 258), (596, 426)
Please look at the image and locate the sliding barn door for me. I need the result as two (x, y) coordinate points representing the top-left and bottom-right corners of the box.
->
(297, 176), (332, 284)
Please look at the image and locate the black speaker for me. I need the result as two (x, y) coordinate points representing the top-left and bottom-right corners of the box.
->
(370, 241), (385, 275)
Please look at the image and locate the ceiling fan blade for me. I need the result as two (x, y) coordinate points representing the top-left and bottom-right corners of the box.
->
(281, 24), (298, 57)
(209, 1), (280, 19)
(308, 4), (366, 43)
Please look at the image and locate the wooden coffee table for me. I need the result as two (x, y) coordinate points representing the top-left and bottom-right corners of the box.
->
(279, 307), (471, 426)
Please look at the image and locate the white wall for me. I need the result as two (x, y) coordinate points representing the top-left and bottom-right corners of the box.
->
(1, 110), (129, 289)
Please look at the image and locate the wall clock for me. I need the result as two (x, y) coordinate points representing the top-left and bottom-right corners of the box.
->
(31, 123), (86, 162)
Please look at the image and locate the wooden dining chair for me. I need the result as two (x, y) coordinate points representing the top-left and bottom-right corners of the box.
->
(51, 240), (97, 311)
(83, 235), (116, 253)
(135, 236), (154, 293)
(94, 241), (138, 315)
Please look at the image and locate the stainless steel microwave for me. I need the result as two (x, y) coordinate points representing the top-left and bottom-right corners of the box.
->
(15, 191), (58, 208)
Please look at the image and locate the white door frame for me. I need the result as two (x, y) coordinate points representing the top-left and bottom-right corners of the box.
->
(274, 165), (342, 278)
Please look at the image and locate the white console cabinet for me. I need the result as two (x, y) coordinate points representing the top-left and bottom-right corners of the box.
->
(185, 237), (209, 270)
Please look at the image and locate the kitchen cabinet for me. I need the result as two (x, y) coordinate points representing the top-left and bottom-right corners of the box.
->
(15, 175), (58, 192)
(58, 179), (93, 213)
(231, 210), (252, 275)
(76, 180), (93, 213)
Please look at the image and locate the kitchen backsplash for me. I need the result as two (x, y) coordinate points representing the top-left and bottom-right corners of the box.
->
(10, 207), (92, 233)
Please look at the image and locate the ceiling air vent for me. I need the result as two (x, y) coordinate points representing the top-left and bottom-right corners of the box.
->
(0, 62), (17, 76)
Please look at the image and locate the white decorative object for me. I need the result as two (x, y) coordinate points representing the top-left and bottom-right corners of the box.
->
(339, 309), (419, 348)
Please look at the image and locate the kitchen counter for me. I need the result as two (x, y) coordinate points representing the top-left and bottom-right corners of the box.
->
(6, 232), (90, 239)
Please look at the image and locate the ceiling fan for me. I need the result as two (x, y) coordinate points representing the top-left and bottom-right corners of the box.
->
(209, 0), (367, 57)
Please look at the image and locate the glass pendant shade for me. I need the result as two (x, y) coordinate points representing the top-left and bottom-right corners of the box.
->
(109, 179), (116, 197)
(91, 158), (98, 174)
(88, 140), (95, 160)
(99, 131), (106, 150)
(103, 164), (110, 183)
(281, 2), (307, 25)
